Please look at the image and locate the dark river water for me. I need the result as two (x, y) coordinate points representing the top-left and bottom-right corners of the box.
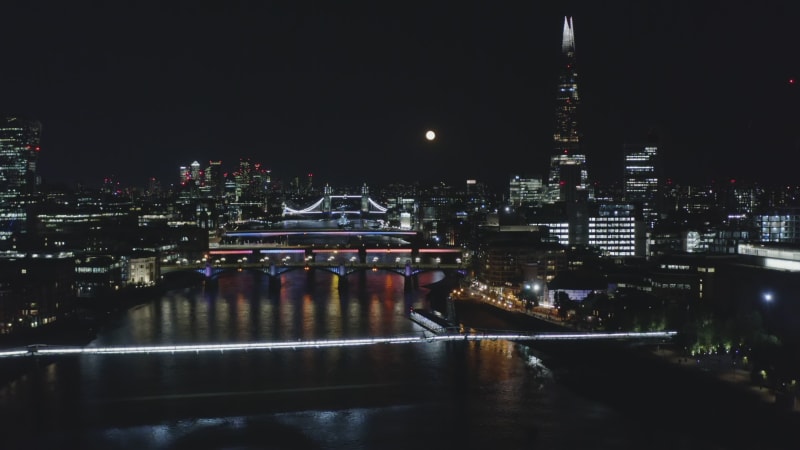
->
(0, 270), (797, 450)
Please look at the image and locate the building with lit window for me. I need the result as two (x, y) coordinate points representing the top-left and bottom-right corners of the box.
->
(0, 252), (75, 335)
(624, 142), (658, 228)
(756, 208), (800, 244)
(648, 254), (729, 304)
(588, 203), (645, 257)
(74, 255), (124, 298)
(547, 17), (589, 203)
(0, 116), (42, 245)
(474, 226), (566, 298)
(509, 175), (543, 206)
(738, 242), (800, 271)
(125, 253), (158, 286)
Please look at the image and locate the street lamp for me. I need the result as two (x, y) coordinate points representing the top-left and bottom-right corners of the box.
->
(762, 292), (775, 332)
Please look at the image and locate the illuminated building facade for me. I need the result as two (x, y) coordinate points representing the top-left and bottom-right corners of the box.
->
(547, 17), (589, 203)
(509, 175), (543, 206)
(0, 116), (42, 245)
(624, 143), (659, 228)
(756, 208), (800, 244)
(587, 203), (645, 257)
(0, 116), (41, 199)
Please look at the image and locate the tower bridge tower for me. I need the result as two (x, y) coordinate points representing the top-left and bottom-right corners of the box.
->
(361, 183), (369, 214)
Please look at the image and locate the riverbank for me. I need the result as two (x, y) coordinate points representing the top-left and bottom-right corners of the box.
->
(0, 284), (168, 349)
(453, 285), (800, 412)
(451, 297), (800, 448)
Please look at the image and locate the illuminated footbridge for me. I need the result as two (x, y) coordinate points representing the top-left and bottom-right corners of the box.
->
(0, 330), (677, 359)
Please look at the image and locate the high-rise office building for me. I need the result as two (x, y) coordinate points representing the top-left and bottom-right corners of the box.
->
(588, 203), (646, 257)
(509, 175), (543, 206)
(624, 139), (659, 228)
(0, 116), (41, 200)
(0, 116), (42, 244)
(547, 16), (589, 203)
(204, 160), (224, 197)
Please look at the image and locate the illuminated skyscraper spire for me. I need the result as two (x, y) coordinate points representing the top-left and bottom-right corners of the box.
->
(547, 16), (588, 203)
(561, 16), (575, 55)
(554, 15), (579, 152)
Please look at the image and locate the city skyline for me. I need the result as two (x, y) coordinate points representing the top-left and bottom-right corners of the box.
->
(1, 1), (798, 190)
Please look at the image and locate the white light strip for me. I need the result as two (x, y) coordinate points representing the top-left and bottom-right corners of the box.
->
(368, 198), (388, 212)
(3, 331), (677, 358)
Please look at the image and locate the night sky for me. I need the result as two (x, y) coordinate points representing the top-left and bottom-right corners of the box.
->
(1, 1), (798, 191)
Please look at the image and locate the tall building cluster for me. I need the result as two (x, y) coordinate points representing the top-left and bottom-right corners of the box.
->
(176, 157), (272, 202)
(507, 17), (662, 257)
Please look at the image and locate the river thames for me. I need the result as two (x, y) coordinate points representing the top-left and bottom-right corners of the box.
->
(1, 270), (797, 449)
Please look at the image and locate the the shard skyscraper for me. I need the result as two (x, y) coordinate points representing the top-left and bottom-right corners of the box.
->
(546, 16), (589, 203)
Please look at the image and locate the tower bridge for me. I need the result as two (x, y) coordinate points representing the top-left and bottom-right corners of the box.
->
(282, 183), (388, 217)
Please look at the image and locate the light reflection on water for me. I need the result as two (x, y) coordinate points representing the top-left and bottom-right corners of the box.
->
(0, 270), (730, 450)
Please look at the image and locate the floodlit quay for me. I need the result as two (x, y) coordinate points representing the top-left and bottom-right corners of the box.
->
(0, 330), (677, 359)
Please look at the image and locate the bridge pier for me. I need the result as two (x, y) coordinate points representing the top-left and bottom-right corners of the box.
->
(403, 261), (417, 291)
(446, 294), (457, 323)
(337, 265), (348, 291)
(268, 275), (281, 292)
(404, 274), (419, 291)
(267, 263), (282, 292)
(358, 247), (368, 264)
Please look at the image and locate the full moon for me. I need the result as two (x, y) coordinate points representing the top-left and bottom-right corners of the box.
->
(425, 130), (436, 141)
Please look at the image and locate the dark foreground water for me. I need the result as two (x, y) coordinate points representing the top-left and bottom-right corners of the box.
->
(1, 271), (797, 450)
